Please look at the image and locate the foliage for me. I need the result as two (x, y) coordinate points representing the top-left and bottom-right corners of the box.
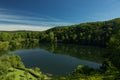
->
(0, 18), (120, 80)
(0, 55), (49, 80)
(0, 18), (119, 47)
(106, 30), (120, 69)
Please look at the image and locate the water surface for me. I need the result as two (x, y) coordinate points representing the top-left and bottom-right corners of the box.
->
(9, 43), (106, 76)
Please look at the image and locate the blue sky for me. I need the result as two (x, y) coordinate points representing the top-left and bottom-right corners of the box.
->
(0, 0), (120, 31)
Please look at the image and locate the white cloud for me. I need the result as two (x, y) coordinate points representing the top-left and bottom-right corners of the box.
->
(0, 8), (72, 27)
(0, 8), (73, 31)
(0, 24), (52, 31)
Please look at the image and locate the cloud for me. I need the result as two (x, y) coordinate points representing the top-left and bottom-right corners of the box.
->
(0, 14), (71, 26)
(0, 24), (52, 31)
(0, 8), (72, 30)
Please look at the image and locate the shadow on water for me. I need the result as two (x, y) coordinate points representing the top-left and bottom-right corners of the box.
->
(8, 43), (107, 76)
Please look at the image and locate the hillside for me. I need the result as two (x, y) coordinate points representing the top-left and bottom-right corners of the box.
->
(0, 18), (120, 47)
(46, 18), (120, 46)
(0, 18), (120, 80)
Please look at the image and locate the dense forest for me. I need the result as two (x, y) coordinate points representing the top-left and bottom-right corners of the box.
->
(0, 18), (120, 79)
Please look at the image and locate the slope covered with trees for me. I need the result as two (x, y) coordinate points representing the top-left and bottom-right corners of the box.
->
(0, 18), (119, 47)
(0, 18), (120, 80)
(47, 18), (120, 46)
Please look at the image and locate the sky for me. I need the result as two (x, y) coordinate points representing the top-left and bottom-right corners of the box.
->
(0, 0), (120, 31)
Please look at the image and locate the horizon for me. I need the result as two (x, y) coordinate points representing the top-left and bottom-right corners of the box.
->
(0, 18), (119, 31)
(0, 0), (120, 31)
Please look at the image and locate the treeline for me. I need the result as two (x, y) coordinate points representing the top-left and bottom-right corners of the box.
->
(0, 18), (120, 67)
(47, 18), (120, 46)
(0, 18), (120, 80)
(0, 18), (120, 47)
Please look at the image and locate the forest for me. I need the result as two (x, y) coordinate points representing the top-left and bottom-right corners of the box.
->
(0, 18), (120, 80)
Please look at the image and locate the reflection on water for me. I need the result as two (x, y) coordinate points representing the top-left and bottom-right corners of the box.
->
(8, 43), (107, 76)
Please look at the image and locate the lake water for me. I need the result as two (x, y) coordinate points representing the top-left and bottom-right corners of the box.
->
(8, 43), (106, 76)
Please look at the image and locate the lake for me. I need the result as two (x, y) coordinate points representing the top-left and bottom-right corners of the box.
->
(8, 43), (107, 76)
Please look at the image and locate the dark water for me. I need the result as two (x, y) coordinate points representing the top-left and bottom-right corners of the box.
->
(8, 43), (107, 76)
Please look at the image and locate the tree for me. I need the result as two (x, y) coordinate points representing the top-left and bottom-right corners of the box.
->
(73, 34), (77, 42)
(48, 32), (54, 42)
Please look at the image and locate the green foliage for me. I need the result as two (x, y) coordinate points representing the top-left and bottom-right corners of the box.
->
(73, 65), (95, 75)
(0, 18), (120, 80)
(34, 67), (40, 72)
(0, 41), (9, 51)
(0, 55), (49, 80)
(0, 18), (119, 47)
(106, 30), (120, 69)
(108, 30), (120, 51)
(47, 18), (120, 46)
